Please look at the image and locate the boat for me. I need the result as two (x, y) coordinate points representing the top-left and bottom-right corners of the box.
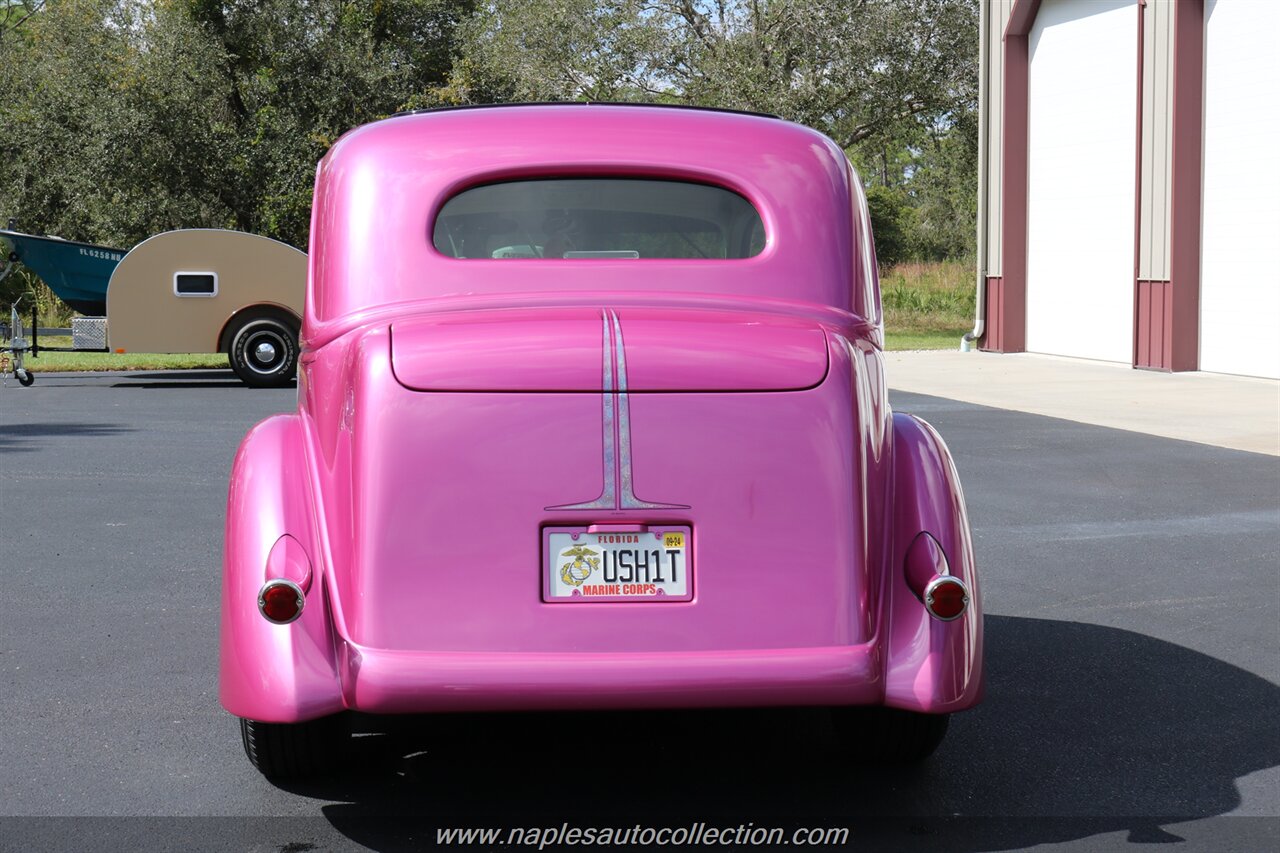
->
(0, 226), (128, 316)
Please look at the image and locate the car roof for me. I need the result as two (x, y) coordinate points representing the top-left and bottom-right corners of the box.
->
(392, 101), (783, 121)
(307, 103), (872, 331)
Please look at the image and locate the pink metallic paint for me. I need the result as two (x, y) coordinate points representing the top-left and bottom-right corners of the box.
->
(220, 416), (343, 722)
(903, 532), (953, 604)
(305, 107), (860, 344)
(265, 534), (313, 592)
(388, 307), (829, 392)
(220, 105), (982, 725)
(883, 415), (983, 712)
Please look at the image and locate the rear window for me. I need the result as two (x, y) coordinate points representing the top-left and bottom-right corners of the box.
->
(433, 179), (765, 260)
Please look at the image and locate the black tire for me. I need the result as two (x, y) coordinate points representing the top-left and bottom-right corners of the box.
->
(830, 707), (950, 763)
(239, 715), (349, 778)
(227, 314), (299, 388)
(15, 367), (34, 386)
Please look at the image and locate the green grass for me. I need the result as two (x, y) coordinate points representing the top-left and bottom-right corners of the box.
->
(880, 260), (976, 351)
(884, 328), (967, 351)
(6, 337), (228, 372)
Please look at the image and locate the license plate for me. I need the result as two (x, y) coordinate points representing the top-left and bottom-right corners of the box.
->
(543, 526), (692, 602)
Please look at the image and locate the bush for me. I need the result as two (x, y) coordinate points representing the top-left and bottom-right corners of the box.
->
(0, 268), (74, 329)
(864, 185), (913, 270)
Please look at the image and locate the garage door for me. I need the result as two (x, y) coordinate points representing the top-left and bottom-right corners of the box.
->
(1200, 0), (1280, 379)
(1026, 0), (1136, 363)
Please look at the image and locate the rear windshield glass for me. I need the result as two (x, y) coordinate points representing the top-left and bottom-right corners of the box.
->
(433, 179), (765, 259)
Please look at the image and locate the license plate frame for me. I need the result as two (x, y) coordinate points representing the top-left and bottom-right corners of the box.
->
(542, 525), (693, 603)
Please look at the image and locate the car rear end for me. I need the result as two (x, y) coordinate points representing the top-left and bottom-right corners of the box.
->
(222, 105), (979, 776)
(307, 304), (885, 714)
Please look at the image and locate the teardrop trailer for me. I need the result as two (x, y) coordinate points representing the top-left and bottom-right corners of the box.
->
(221, 103), (984, 777)
(1, 227), (305, 387)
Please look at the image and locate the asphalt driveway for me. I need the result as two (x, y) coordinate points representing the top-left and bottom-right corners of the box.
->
(0, 369), (1276, 851)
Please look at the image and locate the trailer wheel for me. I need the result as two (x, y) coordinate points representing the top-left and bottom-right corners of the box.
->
(15, 368), (34, 386)
(227, 314), (298, 388)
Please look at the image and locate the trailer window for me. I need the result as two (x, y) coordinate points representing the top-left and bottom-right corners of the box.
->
(174, 272), (218, 297)
(433, 179), (765, 260)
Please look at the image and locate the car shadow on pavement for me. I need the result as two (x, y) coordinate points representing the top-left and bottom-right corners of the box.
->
(0, 421), (134, 453)
(274, 615), (1280, 851)
(111, 370), (248, 389)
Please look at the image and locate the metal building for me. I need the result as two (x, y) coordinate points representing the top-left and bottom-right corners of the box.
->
(974, 0), (1280, 378)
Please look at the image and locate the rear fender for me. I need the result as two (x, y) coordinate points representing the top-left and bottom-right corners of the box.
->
(882, 413), (984, 712)
(218, 414), (345, 722)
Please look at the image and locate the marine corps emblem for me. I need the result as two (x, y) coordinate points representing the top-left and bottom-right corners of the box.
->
(559, 544), (601, 587)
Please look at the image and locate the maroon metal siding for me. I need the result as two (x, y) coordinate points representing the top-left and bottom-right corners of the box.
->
(984, 0), (1042, 354)
(1135, 279), (1173, 369)
(1167, 0), (1204, 371)
(980, 277), (1005, 352)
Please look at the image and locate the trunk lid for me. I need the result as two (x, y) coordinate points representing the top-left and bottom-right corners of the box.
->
(389, 307), (828, 392)
(331, 309), (868, 656)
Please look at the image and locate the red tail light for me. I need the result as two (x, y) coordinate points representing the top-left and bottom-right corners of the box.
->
(904, 532), (970, 621)
(258, 579), (304, 624)
(924, 576), (969, 621)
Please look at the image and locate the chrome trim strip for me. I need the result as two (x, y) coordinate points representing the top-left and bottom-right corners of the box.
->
(546, 311), (617, 510)
(612, 310), (688, 509)
(547, 309), (689, 512)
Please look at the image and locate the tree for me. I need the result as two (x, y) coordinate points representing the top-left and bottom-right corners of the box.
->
(0, 1), (44, 38)
(448, 0), (979, 259)
(178, 0), (476, 243)
(0, 0), (977, 270)
(450, 1), (975, 147)
(0, 1), (474, 250)
(863, 185), (912, 270)
(903, 111), (978, 260)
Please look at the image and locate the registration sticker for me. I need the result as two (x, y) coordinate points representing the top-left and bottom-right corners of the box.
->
(543, 526), (692, 603)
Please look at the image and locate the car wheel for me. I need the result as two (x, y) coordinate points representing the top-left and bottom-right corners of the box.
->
(227, 314), (299, 388)
(830, 707), (950, 763)
(239, 715), (348, 778)
(15, 368), (34, 386)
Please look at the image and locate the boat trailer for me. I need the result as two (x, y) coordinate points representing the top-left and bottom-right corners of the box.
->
(1, 296), (109, 387)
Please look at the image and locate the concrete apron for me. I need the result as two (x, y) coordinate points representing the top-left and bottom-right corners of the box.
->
(885, 351), (1280, 457)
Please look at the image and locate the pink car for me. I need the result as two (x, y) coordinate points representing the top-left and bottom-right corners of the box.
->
(220, 104), (983, 777)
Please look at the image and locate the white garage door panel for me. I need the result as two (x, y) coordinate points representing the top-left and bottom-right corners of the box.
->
(1200, 0), (1280, 379)
(1027, 0), (1136, 364)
